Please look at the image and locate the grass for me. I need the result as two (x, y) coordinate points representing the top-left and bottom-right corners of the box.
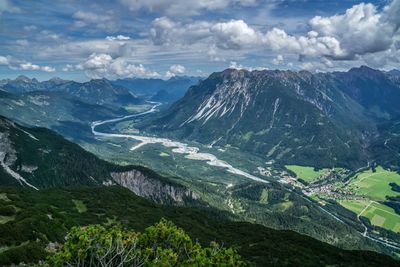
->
(339, 199), (370, 215)
(159, 152), (170, 157)
(347, 166), (400, 201)
(0, 193), (10, 202)
(72, 199), (87, 213)
(339, 199), (400, 232)
(124, 104), (153, 113)
(0, 215), (15, 224)
(337, 166), (400, 233)
(285, 165), (329, 182)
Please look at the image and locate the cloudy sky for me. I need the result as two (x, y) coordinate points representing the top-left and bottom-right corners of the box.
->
(0, 0), (399, 81)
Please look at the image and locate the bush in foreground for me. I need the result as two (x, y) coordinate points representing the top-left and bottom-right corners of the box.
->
(44, 218), (246, 266)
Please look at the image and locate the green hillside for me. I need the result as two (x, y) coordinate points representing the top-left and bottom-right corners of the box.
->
(0, 186), (397, 266)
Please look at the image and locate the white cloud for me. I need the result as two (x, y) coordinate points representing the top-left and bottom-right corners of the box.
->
(16, 39), (29, 46)
(23, 25), (37, 31)
(76, 53), (160, 79)
(165, 64), (185, 78)
(19, 62), (55, 72)
(210, 20), (261, 50)
(308, 2), (396, 59)
(62, 64), (74, 72)
(0, 56), (9, 65)
(229, 61), (267, 71)
(72, 11), (116, 31)
(0, 0), (20, 15)
(39, 30), (62, 41)
(41, 66), (56, 72)
(272, 54), (284, 65)
(20, 62), (40, 71)
(120, 0), (258, 17)
(106, 35), (131, 41)
(149, 0), (400, 67)
(0, 55), (56, 72)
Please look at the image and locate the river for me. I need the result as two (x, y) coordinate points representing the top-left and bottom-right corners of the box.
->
(91, 102), (267, 184)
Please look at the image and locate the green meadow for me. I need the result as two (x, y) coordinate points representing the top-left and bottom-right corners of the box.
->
(347, 166), (400, 200)
(285, 165), (329, 182)
(339, 200), (400, 233)
(338, 166), (400, 232)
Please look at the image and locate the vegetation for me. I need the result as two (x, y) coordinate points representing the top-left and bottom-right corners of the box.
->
(0, 186), (398, 266)
(336, 166), (400, 232)
(285, 165), (329, 182)
(45, 219), (245, 266)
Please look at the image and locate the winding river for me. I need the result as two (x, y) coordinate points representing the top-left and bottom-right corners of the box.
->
(91, 102), (400, 250)
(91, 102), (267, 184)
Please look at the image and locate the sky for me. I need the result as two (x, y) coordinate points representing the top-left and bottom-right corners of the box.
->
(0, 0), (399, 81)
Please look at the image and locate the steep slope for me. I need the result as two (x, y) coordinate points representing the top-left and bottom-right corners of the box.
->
(333, 66), (400, 119)
(0, 186), (398, 266)
(0, 117), (198, 205)
(143, 68), (374, 169)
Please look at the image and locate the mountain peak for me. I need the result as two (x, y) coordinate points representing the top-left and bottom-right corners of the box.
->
(15, 75), (37, 83)
(49, 77), (64, 82)
(348, 65), (379, 74)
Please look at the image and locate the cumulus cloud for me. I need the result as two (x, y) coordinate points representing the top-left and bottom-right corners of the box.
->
(19, 62), (55, 72)
(120, 0), (258, 17)
(0, 55), (56, 72)
(0, 56), (9, 65)
(272, 55), (284, 65)
(229, 61), (267, 71)
(165, 64), (185, 78)
(76, 53), (160, 79)
(106, 35), (131, 41)
(150, 0), (400, 65)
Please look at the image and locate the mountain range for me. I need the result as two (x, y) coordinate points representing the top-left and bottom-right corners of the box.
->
(0, 116), (398, 266)
(1, 67), (400, 265)
(142, 66), (400, 170)
(1, 76), (141, 108)
(112, 76), (201, 102)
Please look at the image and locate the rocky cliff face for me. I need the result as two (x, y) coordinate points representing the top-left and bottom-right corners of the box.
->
(111, 170), (200, 205)
(142, 68), (377, 169)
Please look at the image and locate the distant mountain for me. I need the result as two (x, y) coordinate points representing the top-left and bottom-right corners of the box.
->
(0, 90), (128, 140)
(333, 66), (400, 118)
(48, 78), (142, 107)
(112, 76), (202, 103)
(387, 69), (400, 77)
(0, 76), (141, 108)
(141, 66), (400, 169)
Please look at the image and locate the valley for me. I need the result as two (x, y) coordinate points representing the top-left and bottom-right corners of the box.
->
(87, 101), (400, 253)
(3, 0), (400, 265)
(1, 67), (400, 264)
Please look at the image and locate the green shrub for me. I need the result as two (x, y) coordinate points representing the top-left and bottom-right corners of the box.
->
(44, 218), (246, 266)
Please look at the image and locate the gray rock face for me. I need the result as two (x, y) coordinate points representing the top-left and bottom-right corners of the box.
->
(111, 170), (199, 205)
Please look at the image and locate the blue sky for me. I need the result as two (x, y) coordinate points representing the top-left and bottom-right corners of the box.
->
(0, 0), (399, 81)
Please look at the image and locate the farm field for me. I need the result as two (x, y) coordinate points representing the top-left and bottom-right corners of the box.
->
(337, 166), (400, 232)
(339, 199), (400, 232)
(285, 165), (330, 182)
(346, 166), (400, 200)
